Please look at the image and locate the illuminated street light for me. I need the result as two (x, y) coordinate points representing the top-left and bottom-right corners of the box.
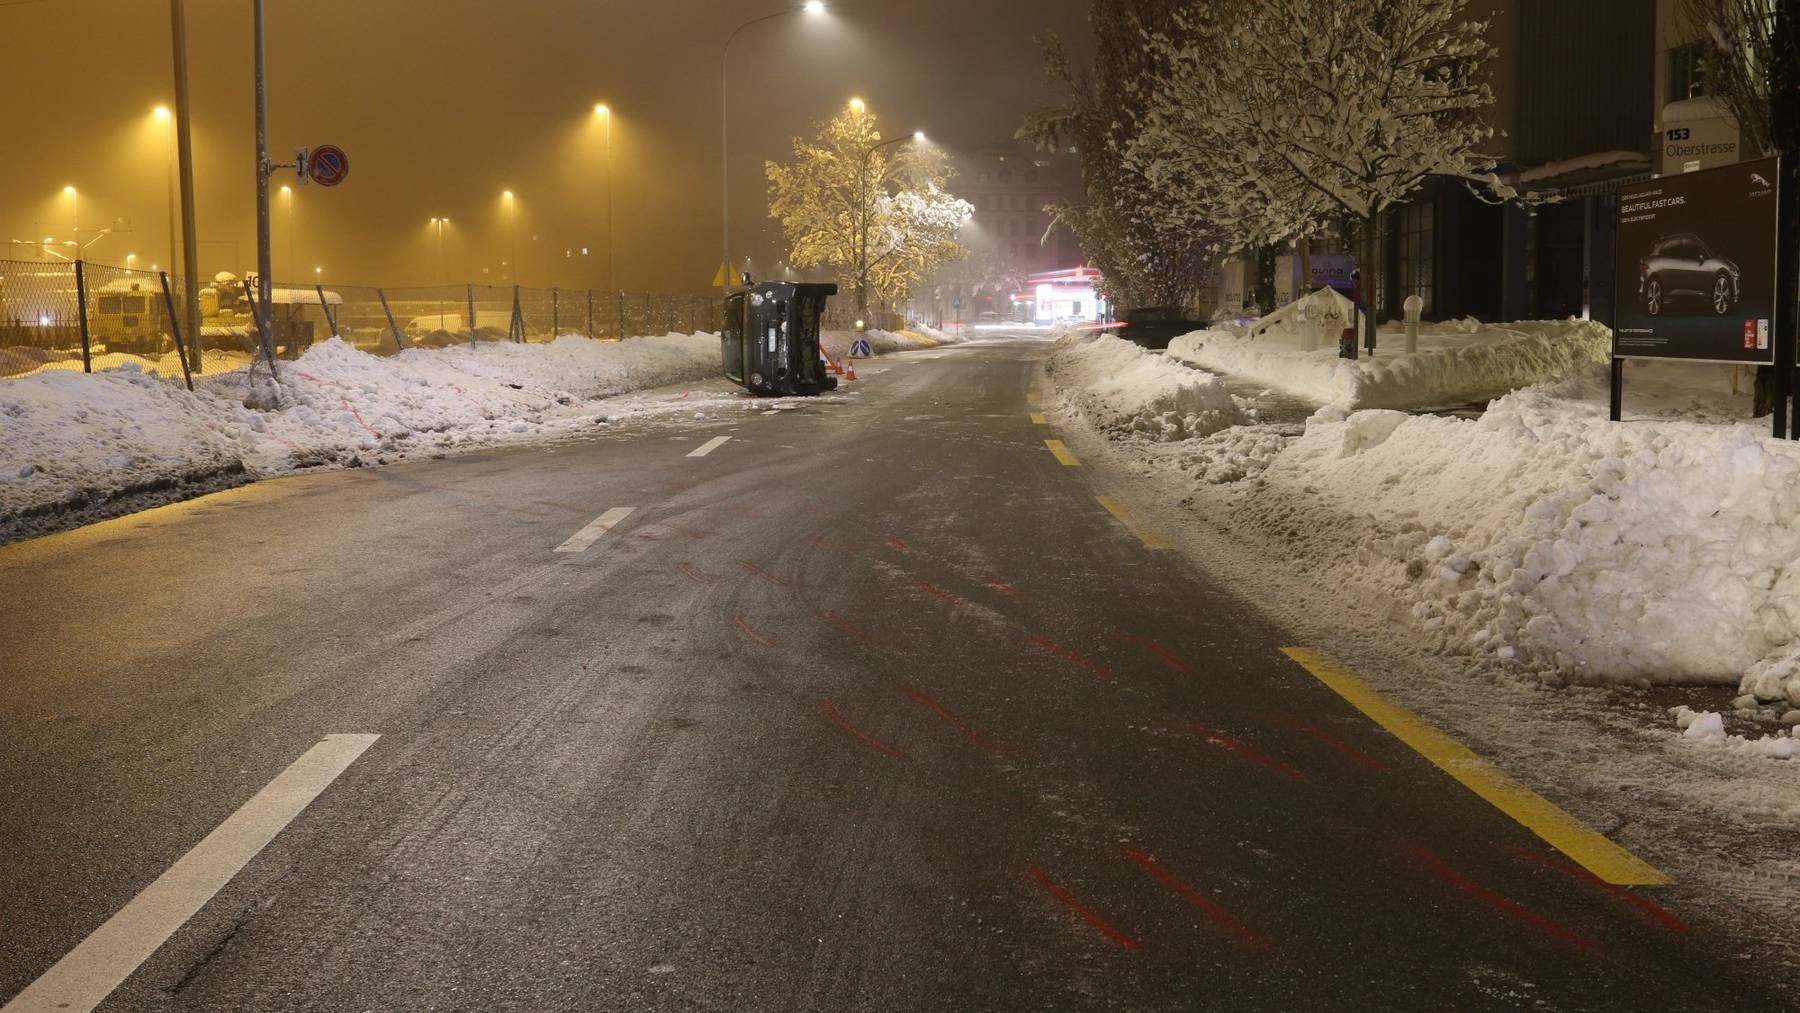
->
(913, 131), (927, 142)
(502, 190), (517, 284)
(154, 106), (176, 278)
(62, 186), (78, 257)
(849, 97), (866, 112)
(126, 253), (137, 269)
(594, 103), (615, 294)
(721, 2), (830, 287)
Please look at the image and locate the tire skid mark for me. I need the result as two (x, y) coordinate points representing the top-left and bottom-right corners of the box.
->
(819, 608), (879, 646)
(739, 560), (787, 587)
(1264, 712), (1388, 771)
(1177, 723), (1304, 782)
(1116, 633), (1194, 674)
(677, 562), (717, 584)
(812, 532), (853, 554)
(1403, 844), (1599, 954)
(1506, 848), (1690, 934)
(1026, 634), (1113, 681)
(911, 578), (968, 609)
(818, 699), (907, 759)
(883, 533), (909, 551)
(1123, 849), (1271, 950)
(898, 685), (1005, 755)
(734, 616), (777, 648)
(1028, 865), (1139, 951)
(980, 577), (1024, 600)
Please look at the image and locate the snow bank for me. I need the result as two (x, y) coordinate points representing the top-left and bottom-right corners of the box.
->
(1046, 332), (1244, 441)
(1168, 318), (1611, 411)
(0, 333), (723, 521)
(1222, 390), (1800, 695)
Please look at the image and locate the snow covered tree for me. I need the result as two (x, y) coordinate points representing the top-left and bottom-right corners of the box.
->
(1140, 0), (1514, 335)
(1019, 0), (1214, 312)
(766, 105), (972, 313)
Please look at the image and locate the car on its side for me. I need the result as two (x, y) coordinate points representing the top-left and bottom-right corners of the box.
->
(1120, 306), (1204, 350)
(1639, 233), (1741, 317)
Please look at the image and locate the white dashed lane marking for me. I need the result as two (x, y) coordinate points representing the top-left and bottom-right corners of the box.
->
(688, 436), (733, 458)
(554, 507), (637, 553)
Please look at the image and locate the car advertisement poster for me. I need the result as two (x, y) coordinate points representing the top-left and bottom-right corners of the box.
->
(1613, 155), (1779, 364)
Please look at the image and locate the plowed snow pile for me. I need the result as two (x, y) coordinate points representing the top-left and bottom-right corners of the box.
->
(1168, 317), (1612, 410)
(1046, 332), (1244, 441)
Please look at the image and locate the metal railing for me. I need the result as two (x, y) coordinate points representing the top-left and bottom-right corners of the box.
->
(0, 258), (725, 384)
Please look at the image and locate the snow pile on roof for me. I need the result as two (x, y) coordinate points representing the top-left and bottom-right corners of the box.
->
(0, 332), (725, 522)
(1168, 318), (1612, 411)
(1047, 331), (1244, 441)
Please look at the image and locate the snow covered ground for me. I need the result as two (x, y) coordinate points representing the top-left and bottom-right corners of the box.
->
(1047, 330), (1244, 441)
(1044, 325), (1800, 958)
(0, 328), (943, 536)
(1168, 315), (1613, 411)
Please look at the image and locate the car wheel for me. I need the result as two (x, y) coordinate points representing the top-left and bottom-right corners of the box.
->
(1713, 273), (1733, 315)
(1646, 277), (1663, 316)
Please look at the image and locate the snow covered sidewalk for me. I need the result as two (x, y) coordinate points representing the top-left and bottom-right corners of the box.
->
(0, 328), (945, 535)
(1168, 316), (1612, 411)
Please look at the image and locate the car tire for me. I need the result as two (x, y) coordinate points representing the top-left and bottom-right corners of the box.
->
(1646, 276), (1663, 316)
(1712, 273), (1734, 315)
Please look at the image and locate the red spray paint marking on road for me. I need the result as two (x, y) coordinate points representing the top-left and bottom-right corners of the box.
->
(883, 533), (909, 551)
(1027, 865), (1139, 951)
(912, 579), (968, 609)
(1026, 635), (1113, 681)
(1178, 724), (1304, 782)
(1506, 848), (1690, 934)
(819, 609), (878, 645)
(678, 562), (716, 585)
(812, 533), (852, 554)
(980, 578), (1024, 600)
(1116, 633), (1194, 674)
(898, 685), (1005, 755)
(1264, 712), (1388, 771)
(817, 699), (907, 759)
(734, 616), (777, 648)
(1123, 849), (1271, 950)
(1403, 844), (1599, 954)
(740, 560), (787, 587)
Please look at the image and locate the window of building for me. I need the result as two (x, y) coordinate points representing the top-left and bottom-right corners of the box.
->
(1667, 41), (1707, 102)
(1393, 199), (1434, 315)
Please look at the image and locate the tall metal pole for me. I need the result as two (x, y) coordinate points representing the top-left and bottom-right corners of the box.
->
(164, 115), (176, 278)
(170, 0), (203, 373)
(720, 9), (814, 288)
(251, 0), (275, 365)
(606, 113), (615, 296)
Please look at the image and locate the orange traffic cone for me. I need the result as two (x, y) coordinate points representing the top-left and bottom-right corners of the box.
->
(845, 360), (858, 381)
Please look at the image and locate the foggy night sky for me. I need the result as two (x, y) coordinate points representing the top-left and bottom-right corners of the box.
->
(1, 0), (1090, 291)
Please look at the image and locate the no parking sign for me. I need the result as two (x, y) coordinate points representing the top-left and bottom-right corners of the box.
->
(307, 145), (350, 188)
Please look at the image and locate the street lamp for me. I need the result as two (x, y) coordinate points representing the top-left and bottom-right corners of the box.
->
(62, 186), (78, 258)
(850, 117), (925, 317)
(502, 190), (517, 284)
(279, 185), (294, 281)
(594, 104), (615, 294)
(126, 253), (137, 270)
(154, 106), (175, 277)
(721, 2), (828, 287)
(430, 217), (450, 287)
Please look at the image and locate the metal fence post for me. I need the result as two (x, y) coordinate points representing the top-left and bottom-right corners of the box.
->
(616, 289), (625, 340)
(586, 289), (594, 339)
(159, 271), (195, 391)
(552, 286), (560, 337)
(510, 285), (525, 342)
(466, 283), (478, 347)
(73, 260), (92, 373)
(316, 284), (338, 337)
(377, 288), (405, 353)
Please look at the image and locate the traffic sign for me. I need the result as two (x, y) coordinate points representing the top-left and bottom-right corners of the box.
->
(308, 145), (350, 188)
(849, 338), (872, 357)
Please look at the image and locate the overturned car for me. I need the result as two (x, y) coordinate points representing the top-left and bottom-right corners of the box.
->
(721, 281), (839, 397)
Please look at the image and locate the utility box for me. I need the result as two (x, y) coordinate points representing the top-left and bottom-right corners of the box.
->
(721, 280), (839, 397)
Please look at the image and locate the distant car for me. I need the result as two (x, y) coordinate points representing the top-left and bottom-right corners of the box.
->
(974, 311), (1002, 325)
(1639, 233), (1740, 317)
(1120, 306), (1203, 350)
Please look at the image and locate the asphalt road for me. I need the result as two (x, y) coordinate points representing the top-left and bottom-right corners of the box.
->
(0, 333), (1780, 1011)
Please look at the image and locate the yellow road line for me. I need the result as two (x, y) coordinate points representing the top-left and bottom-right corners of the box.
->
(1044, 439), (1080, 467)
(1280, 647), (1670, 887)
(1027, 393), (1042, 406)
(1029, 413), (1047, 425)
(1095, 496), (1173, 550)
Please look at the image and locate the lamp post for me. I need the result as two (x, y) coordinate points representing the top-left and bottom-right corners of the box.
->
(848, 104), (924, 318)
(280, 184), (294, 281)
(430, 217), (450, 287)
(502, 190), (516, 285)
(721, 1), (827, 287)
(63, 186), (78, 259)
(594, 104), (615, 295)
(155, 105), (175, 275)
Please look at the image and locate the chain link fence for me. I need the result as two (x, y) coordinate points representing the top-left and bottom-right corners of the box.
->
(0, 258), (727, 384)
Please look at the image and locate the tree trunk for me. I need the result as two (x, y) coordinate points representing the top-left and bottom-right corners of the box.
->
(1254, 244), (1278, 316)
(1299, 236), (1313, 298)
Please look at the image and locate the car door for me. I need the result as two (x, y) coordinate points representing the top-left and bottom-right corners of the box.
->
(1676, 239), (1709, 294)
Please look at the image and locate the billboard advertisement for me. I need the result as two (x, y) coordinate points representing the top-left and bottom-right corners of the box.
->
(1613, 155), (1780, 364)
